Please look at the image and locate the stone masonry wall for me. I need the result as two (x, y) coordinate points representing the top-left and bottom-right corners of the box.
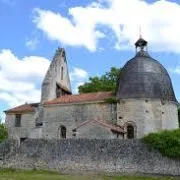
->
(42, 102), (117, 139)
(41, 48), (71, 102)
(5, 113), (36, 140)
(117, 99), (179, 138)
(0, 139), (180, 176)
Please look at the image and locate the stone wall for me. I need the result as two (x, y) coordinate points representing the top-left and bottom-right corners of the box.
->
(4, 102), (117, 140)
(0, 139), (180, 176)
(117, 99), (179, 138)
(75, 121), (119, 139)
(0, 140), (17, 161)
(42, 102), (117, 139)
(5, 113), (36, 140)
(41, 48), (71, 102)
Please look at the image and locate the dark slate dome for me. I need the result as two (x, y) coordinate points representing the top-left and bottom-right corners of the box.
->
(116, 37), (177, 102)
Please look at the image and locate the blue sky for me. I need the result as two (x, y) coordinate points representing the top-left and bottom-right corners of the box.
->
(0, 0), (180, 120)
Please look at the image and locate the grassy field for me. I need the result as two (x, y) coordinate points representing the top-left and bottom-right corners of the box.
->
(0, 169), (179, 180)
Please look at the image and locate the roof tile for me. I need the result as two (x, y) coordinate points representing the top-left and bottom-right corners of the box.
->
(4, 103), (39, 113)
(44, 91), (113, 105)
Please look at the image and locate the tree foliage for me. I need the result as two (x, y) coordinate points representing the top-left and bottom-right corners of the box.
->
(178, 106), (180, 127)
(78, 67), (121, 94)
(143, 129), (180, 158)
(0, 123), (8, 143)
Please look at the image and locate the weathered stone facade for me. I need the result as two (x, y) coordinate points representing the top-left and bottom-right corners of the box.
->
(0, 139), (180, 176)
(4, 38), (179, 141)
(117, 99), (179, 138)
(41, 48), (71, 103)
(42, 102), (117, 139)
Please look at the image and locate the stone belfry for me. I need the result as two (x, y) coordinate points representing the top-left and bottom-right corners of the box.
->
(41, 48), (72, 103)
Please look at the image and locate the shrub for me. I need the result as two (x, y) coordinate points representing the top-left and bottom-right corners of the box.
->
(143, 129), (180, 159)
(178, 106), (180, 127)
(0, 124), (8, 143)
(104, 97), (117, 104)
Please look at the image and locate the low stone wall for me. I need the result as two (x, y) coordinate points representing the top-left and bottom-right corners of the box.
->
(0, 139), (18, 167)
(0, 139), (180, 176)
(0, 140), (17, 159)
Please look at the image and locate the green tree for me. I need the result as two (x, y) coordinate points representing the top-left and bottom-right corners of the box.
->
(0, 122), (8, 143)
(78, 67), (121, 94)
(178, 106), (180, 127)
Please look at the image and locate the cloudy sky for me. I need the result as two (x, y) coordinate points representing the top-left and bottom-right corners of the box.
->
(0, 0), (180, 120)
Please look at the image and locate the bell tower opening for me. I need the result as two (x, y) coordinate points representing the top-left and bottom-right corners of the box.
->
(135, 37), (148, 52)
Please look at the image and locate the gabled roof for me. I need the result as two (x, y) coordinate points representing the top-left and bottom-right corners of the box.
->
(4, 103), (39, 114)
(73, 119), (125, 134)
(4, 92), (113, 113)
(44, 91), (113, 105)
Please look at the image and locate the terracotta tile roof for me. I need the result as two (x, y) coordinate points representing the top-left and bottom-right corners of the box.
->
(44, 92), (113, 105)
(73, 119), (125, 134)
(4, 103), (39, 114)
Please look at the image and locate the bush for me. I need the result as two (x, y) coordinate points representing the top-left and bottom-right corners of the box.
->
(178, 106), (180, 127)
(143, 129), (180, 159)
(104, 97), (117, 104)
(0, 124), (8, 143)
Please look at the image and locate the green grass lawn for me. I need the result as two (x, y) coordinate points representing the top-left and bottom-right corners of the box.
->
(0, 169), (179, 180)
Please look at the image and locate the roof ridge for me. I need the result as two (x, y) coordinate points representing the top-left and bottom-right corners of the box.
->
(44, 91), (114, 105)
(74, 119), (125, 134)
(58, 91), (112, 97)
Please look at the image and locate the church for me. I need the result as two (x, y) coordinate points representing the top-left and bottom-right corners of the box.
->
(4, 37), (179, 142)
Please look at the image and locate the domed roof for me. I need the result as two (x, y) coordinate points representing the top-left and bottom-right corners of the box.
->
(116, 38), (177, 102)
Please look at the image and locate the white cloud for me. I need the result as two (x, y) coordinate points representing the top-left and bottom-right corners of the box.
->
(70, 67), (88, 94)
(70, 67), (88, 81)
(0, 50), (50, 81)
(26, 38), (39, 50)
(0, 93), (19, 107)
(73, 82), (86, 94)
(0, 49), (89, 109)
(33, 0), (180, 53)
(170, 65), (180, 75)
(0, 49), (50, 108)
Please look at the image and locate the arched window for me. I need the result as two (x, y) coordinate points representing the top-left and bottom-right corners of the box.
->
(127, 125), (134, 139)
(60, 126), (66, 139)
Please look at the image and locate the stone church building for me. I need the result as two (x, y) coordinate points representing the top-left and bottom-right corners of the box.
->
(4, 37), (179, 141)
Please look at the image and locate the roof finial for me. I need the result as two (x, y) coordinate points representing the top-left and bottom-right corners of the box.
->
(135, 27), (148, 52)
(139, 26), (142, 38)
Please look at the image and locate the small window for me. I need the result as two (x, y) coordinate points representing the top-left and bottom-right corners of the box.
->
(61, 67), (64, 80)
(36, 122), (43, 127)
(60, 126), (66, 139)
(15, 114), (21, 127)
(127, 125), (134, 139)
(20, 138), (27, 143)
